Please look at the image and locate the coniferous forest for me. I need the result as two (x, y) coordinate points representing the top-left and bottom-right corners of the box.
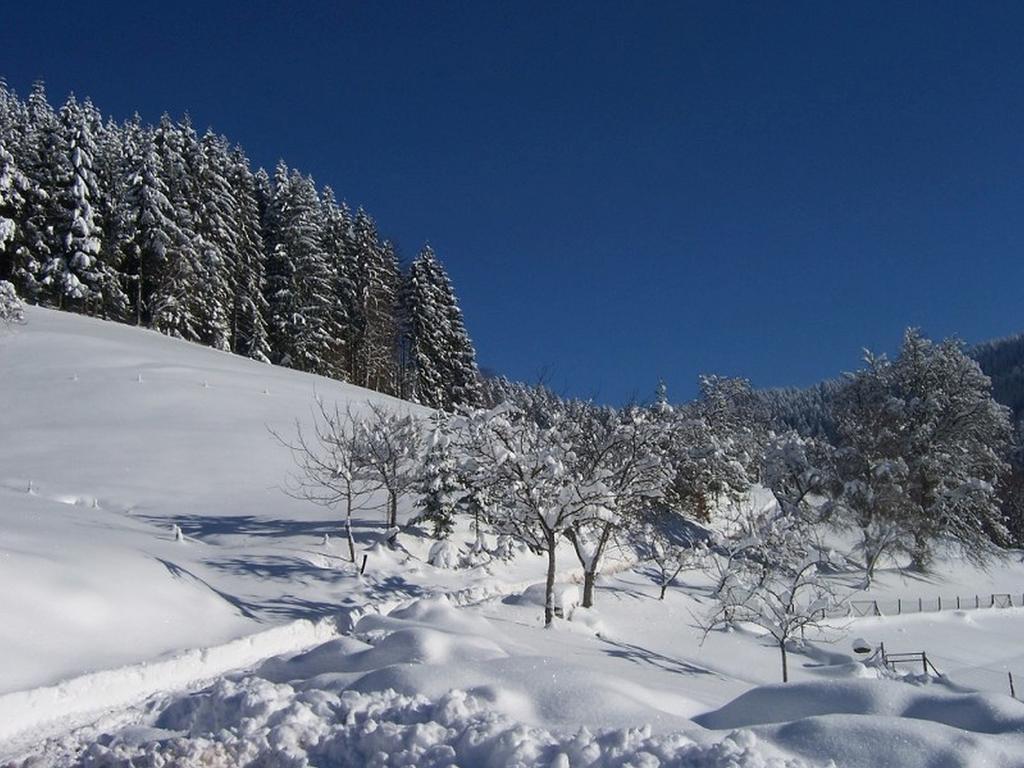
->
(0, 80), (481, 409)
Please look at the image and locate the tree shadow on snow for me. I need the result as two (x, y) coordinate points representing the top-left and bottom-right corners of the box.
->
(598, 636), (719, 679)
(134, 512), (391, 543)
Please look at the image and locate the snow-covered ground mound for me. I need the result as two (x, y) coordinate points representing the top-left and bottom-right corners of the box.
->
(7, 308), (1024, 766)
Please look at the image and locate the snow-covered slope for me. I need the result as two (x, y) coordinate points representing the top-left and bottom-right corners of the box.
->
(0, 307), (412, 694)
(6, 307), (1024, 767)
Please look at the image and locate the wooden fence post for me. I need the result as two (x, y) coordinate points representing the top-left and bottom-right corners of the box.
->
(1010, 672), (1017, 699)
(938, 596), (942, 611)
(957, 596), (960, 610)
(919, 597), (923, 612)
(976, 595), (980, 609)
(897, 598), (901, 615)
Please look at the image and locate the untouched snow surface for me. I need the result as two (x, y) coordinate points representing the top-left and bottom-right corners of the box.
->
(5, 308), (1024, 766)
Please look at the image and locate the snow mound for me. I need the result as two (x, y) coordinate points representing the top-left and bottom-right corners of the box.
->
(695, 677), (1024, 732)
(507, 582), (581, 614)
(78, 680), (803, 768)
(696, 678), (1024, 767)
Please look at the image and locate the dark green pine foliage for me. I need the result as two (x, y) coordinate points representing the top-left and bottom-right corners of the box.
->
(8, 82), (58, 302)
(404, 245), (481, 410)
(0, 81), (484, 405)
(412, 413), (463, 539)
(348, 209), (400, 393)
(227, 146), (271, 362)
(319, 186), (356, 379)
(264, 166), (336, 373)
(92, 112), (138, 321)
(0, 85), (27, 276)
(150, 114), (202, 341)
(121, 126), (178, 327)
(191, 131), (240, 351)
(47, 95), (109, 312)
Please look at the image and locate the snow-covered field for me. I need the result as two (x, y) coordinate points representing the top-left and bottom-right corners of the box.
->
(4, 307), (1024, 767)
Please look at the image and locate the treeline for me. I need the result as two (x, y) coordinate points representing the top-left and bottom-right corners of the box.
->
(757, 335), (1024, 440)
(0, 80), (480, 410)
(286, 329), (1018, 637)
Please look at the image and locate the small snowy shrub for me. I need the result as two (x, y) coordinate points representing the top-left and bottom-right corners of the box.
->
(428, 538), (459, 568)
(0, 281), (24, 325)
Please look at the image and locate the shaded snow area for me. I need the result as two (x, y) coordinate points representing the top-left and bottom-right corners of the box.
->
(5, 308), (1024, 766)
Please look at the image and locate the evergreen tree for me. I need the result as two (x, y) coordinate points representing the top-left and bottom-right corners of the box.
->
(0, 142), (24, 269)
(412, 413), (462, 539)
(121, 126), (178, 327)
(319, 186), (355, 378)
(45, 95), (107, 311)
(348, 209), (399, 392)
(8, 81), (58, 302)
(150, 114), (201, 340)
(264, 166), (335, 373)
(227, 147), (270, 362)
(403, 245), (481, 410)
(191, 131), (239, 350)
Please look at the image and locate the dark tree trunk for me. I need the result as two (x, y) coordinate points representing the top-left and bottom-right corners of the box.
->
(582, 569), (596, 608)
(346, 498), (356, 563)
(544, 529), (557, 627)
(780, 639), (789, 683)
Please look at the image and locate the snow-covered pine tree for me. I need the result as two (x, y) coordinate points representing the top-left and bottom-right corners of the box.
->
(121, 126), (178, 327)
(264, 167), (336, 374)
(0, 84), (28, 284)
(226, 146), (270, 362)
(42, 94), (107, 312)
(6, 81), (58, 303)
(149, 114), (202, 341)
(347, 209), (400, 393)
(190, 131), (240, 351)
(403, 246), (447, 408)
(319, 186), (355, 379)
(404, 245), (481, 410)
(440, 259), (482, 409)
(0, 142), (24, 268)
(81, 99), (130, 321)
(412, 413), (463, 539)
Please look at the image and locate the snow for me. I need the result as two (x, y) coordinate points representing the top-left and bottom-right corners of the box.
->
(6, 307), (1024, 766)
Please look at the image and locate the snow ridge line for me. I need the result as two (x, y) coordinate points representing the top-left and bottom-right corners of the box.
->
(0, 554), (599, 760)
(0, 615), (341, 754)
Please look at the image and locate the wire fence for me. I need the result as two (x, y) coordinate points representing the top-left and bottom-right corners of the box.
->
(923, 651), (1024, 699)
(844, 592), (1021, 618)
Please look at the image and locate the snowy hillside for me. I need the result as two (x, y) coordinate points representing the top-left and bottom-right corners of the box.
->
(6, 308), (1024, 767)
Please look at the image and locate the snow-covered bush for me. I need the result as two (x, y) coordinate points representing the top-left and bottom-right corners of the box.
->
(0, 281), (24, 325)
(427, 538), (459, 568)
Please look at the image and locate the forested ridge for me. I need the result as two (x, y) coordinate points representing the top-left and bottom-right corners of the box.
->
(0, 80), (481, 410)
(757, 335), (1024, 440)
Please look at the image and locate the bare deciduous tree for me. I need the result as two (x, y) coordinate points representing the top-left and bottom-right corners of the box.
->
(271, 397), (380, 563)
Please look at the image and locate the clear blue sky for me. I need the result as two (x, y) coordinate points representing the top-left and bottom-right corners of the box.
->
(3, 2), (1024, 404)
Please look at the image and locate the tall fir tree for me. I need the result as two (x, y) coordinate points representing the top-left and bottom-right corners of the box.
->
(319, 186), (356, 379)
(46, 95), (109, 312)
(149, 114), (201, 340)
(8, 81), (58, 302)
(264, 166), (336, 373)
(403, 245), (481, 410)
(348, 209), (400, 393)
(227, 146), (271, 361)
